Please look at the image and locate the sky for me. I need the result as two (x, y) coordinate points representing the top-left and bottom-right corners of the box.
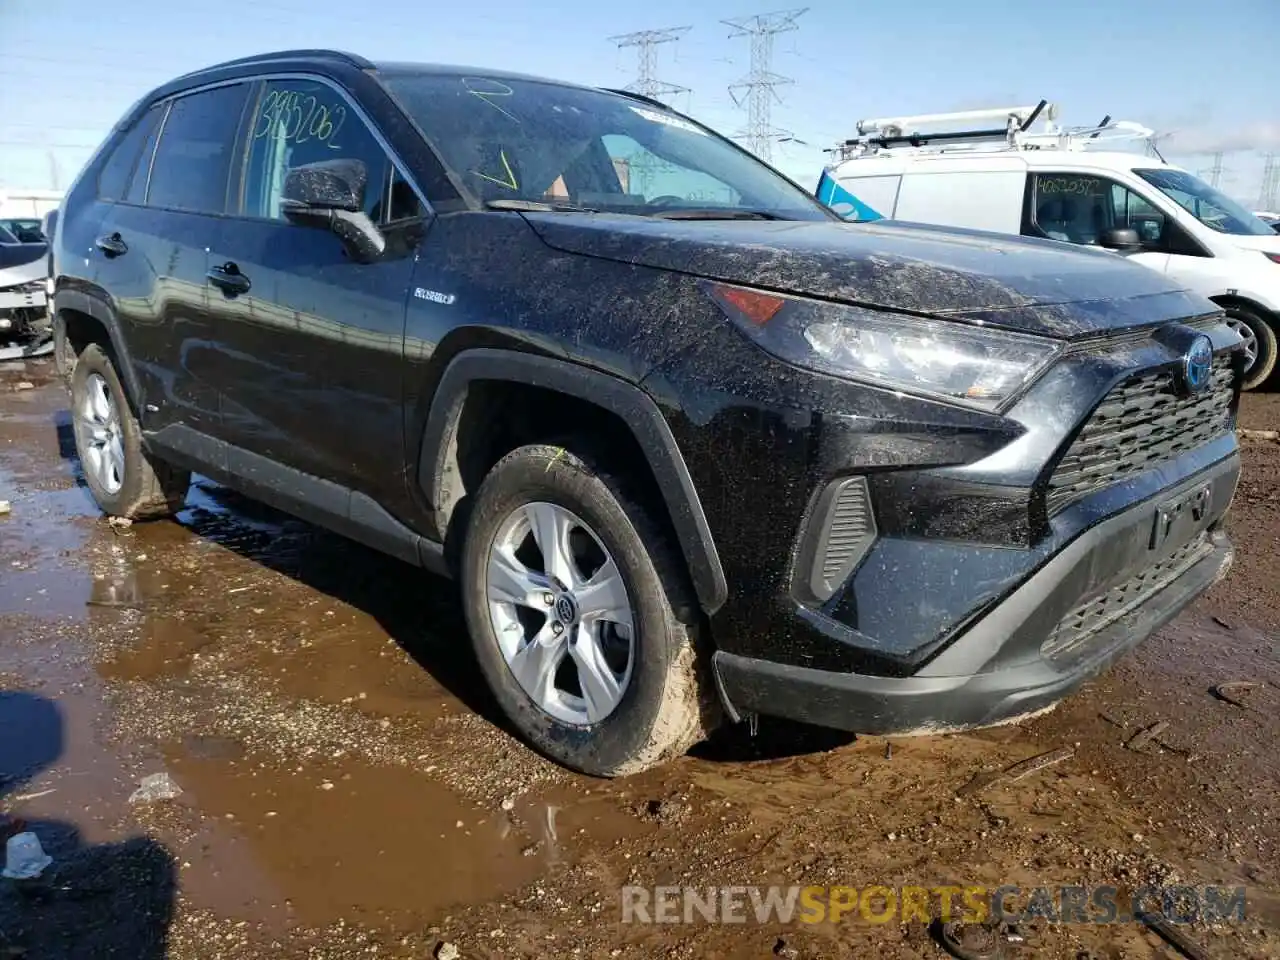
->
(2, 0), (1278, 206)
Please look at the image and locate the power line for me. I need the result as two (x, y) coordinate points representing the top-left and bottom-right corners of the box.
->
(609, 26), (691, 103)
(1259, 153), (1279, 211)
(722, 8), (807, 163)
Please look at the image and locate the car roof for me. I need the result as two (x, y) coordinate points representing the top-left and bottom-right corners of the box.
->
(129, 49), (659, 130)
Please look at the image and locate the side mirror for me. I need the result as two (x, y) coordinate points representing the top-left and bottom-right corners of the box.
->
(282, 159), (366, 211)
(281, 159), (386, 262)
(1098, 227), (1143, 252)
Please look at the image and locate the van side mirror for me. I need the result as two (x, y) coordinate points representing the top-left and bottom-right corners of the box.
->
(1098, 227), (1143, 252)
(280, 159), (386, 261)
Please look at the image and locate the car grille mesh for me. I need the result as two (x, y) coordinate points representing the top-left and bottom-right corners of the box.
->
(1046, 358), (1235, 515)
(1041, 533), (1214, 664)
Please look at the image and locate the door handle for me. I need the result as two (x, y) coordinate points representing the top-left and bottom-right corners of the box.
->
(95, 233), (127, 257)
(206, 262), (251, 295)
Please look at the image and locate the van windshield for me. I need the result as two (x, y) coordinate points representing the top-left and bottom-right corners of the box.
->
(1134, 168), (1275, 236)
(378, 71), (832, 221)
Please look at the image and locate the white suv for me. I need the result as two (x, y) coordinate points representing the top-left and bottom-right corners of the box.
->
(821, 108), (1280, 389)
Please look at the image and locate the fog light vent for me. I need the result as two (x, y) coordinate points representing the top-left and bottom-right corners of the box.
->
(805, 476), (876, 602)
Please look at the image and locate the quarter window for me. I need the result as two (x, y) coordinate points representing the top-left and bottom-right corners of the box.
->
(146, 84), (250, 214)
(240, 79), (392, 222)
(97, 107), (162, 202)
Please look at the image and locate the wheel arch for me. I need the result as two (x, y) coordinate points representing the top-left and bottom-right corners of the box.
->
(418, 349), (728, 615)
(53, 291), (144, 412)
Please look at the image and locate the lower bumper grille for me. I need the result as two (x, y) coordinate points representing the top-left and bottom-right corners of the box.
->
(1041, 533), (1214, 664)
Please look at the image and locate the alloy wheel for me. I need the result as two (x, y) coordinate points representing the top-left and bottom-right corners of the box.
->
(486, 501), (635, 725)
(1226, 316), (1259, 374)
(76, 372), (125, 495)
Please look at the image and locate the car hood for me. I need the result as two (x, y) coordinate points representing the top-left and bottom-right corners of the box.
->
(0, 255), (46, 290)
(0, 241), (47, 274)
(1223, 232), (1280, 254)
(522, 215), (1213, 338)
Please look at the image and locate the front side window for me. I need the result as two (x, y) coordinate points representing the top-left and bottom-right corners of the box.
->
(147, 84), (250, 214)
(239, 79), (393, 222)
(97, 107), (161, 202)
(378, 71), (831, 220)
(1026, 173), (1164, 247)
(1135, 167), (1275, 236)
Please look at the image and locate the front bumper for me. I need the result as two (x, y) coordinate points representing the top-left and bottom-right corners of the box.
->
(714, 454), (1238, 734)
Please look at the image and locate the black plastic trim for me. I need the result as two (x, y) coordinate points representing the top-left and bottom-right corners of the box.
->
(146, 424), (447, 575)
(52, 290), (145, 412)
(419, 349), (728, 613)
(715, 454), (1239, 731)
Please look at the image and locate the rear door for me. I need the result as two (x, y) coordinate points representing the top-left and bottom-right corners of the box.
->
(207, 75), (426, 502)
(97, 81), (252, 436)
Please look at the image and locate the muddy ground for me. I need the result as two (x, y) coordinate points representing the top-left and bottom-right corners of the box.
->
(0, 358), (1278, 959)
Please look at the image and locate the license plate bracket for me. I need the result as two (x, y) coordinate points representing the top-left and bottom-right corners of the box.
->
(1150, 484), (1212, 552)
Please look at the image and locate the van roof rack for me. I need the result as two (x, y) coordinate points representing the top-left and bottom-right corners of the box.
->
(828, 101), (1158, 161)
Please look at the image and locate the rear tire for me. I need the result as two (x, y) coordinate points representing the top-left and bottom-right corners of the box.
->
(460, 443), (716, 776)
(70, 342), (190, 519)
(1225, 304), (1277, 390)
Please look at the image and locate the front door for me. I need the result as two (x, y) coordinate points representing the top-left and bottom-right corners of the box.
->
(207, 77), (427, 504)
(1022, 171), (1172, 276)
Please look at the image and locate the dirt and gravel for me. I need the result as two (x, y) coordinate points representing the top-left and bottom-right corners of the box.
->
(1, 358), (1278, 959)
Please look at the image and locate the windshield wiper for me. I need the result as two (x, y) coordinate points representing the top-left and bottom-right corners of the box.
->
(646, 208), (793, 221)
(484, 199), (598, 214)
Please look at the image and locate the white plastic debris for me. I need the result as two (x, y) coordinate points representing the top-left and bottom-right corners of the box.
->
(128, 772), (183, 804)
(2, 832), (52, 880)
(435, 943), (460, 960)
(0, 500), (10, 516)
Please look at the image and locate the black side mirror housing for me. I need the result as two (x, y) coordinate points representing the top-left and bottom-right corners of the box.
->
(280, 159), (386, 261)
(282, 159), (366, 211)
(1098, 227), (1143, 252)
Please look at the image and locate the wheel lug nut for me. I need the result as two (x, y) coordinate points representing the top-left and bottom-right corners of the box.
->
(551, 621), (563, 634)
(543, 593), (554, 606)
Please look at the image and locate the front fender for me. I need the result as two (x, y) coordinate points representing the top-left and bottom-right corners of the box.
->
(418, 348), (728, 614)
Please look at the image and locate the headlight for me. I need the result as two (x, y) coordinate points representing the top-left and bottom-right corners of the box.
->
(705, 282), (1063, 411)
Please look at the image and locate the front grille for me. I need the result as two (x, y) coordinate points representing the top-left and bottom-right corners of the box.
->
(1041, 533), (1214, 663)
(1046, 357), (1235, 514)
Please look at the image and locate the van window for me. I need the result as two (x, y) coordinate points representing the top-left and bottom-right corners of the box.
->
(1026, 173), (1165, 247)
(239, 79), (392, 222)
(97, 107), (162, 202)
(146, 83), (250, 214)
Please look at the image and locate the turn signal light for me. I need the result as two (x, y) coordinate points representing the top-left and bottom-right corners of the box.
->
(1264, 252), (1280, 265)
(708, 283), (785, 325)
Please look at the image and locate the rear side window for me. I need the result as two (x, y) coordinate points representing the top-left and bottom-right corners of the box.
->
(97, 107), (162, 201)
(147, 83), (250, 214)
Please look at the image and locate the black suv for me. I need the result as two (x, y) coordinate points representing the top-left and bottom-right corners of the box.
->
(53, 50), (1243, 776)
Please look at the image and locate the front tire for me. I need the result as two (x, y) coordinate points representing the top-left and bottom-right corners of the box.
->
(70, 342), (190, 519)
(460, 444), (715, 776)
(1225, 305), (1277, 390)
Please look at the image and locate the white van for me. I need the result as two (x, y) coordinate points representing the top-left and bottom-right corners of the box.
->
(819, 104), (1280, 389)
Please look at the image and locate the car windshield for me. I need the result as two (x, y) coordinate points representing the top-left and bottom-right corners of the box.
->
(0, 219), (44, 242)
(378, 71), (832, 221)
(1134, 168), (1275, 236)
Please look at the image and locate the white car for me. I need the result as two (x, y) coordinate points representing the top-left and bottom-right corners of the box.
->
(820, 104), (1280, 388)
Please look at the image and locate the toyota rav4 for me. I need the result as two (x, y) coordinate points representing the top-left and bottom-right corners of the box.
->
(52, 50), (1244, 776)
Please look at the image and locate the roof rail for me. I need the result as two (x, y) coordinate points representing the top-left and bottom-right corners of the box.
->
(175, 49), (374, 81)
(601, 88), (671, 111)
(828, 101), (1157, 163)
